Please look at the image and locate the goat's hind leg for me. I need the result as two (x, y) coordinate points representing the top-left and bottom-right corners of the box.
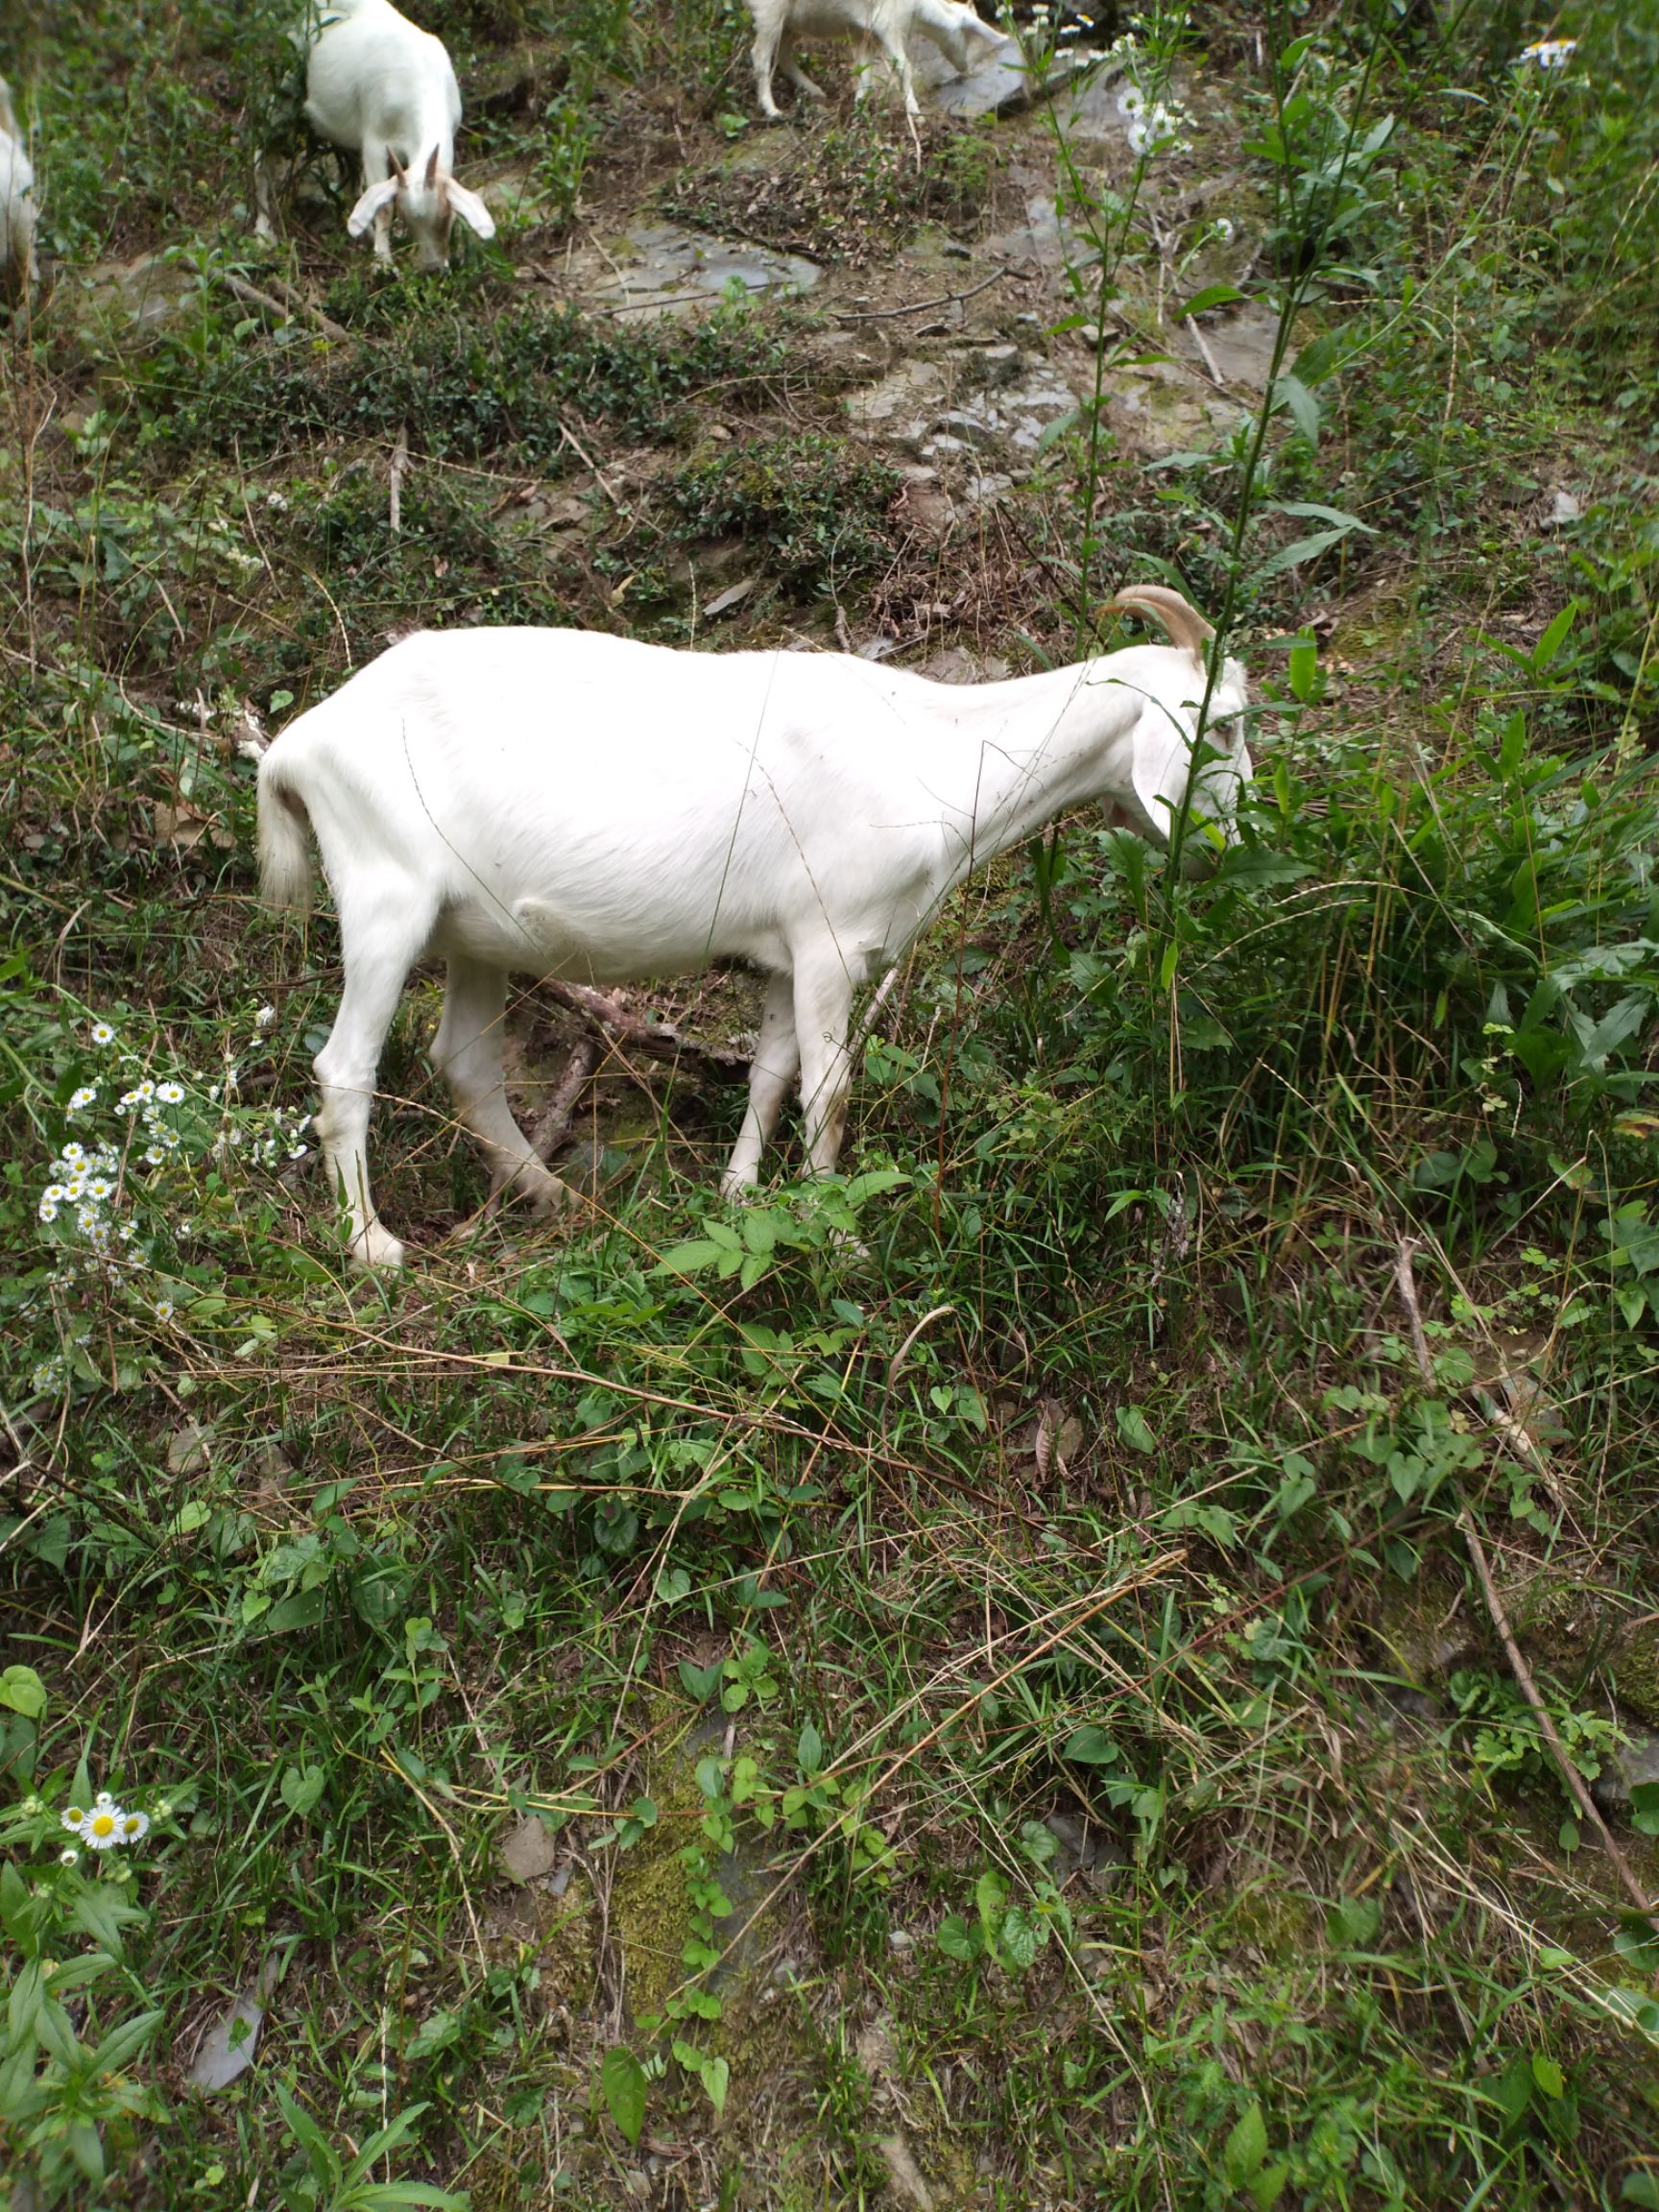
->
(312, 881), (437, 1270)
(432, 955), (573, 1220)
(722, 970), (800, 1196)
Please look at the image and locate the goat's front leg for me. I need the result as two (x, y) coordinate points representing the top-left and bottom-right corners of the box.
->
(312, 884), (436, 1270)
(432, 956), (573, 1218)
(362, 145), (396, 264)
(722, 970), (800, 1196)
(791, 955), (859, 1178)
(751, 16), (788, 118)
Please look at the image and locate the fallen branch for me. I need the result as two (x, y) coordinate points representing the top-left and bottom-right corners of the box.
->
(1394, 1239), (1656, 1925)
(530, 1035), (600, 1162)
(388, 423), (409, 536)
(541, 978), (750, 1082)
(222, 272), (349, 344)
(833, 266), (1022, 324)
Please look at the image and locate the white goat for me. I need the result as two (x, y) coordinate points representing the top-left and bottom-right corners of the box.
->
(0, 75), (37, 298)
(748, 0), (1002, 119)
(295, 0), (493, 271)
(254, 587), (1250, 1269)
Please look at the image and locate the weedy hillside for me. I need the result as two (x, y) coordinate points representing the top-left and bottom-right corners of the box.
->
(3, 1), (1658, 2206)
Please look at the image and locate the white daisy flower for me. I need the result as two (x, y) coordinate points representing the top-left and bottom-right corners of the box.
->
(68, 1085), (97, 1112)
(155, 1300), (177, 1323)
(287, 1143), (310, 1161)
(60, 1846), (80, 1867)
(143, 1146), (165, 1166)
(118, 1810), (151, 1843)
(60, 1142), (85, 1166)
(1117, 84), (1144, 117)
(61, 1804), (87, 1833)
(1214, 215), (1235, 243)
(256, 1004), (277, 1030)
(1128, 119), (1151, 154)
(94, 1791), (114, 1809)
(31, 1359), (60, 1390)
(91, 1021), (116, 1046)
(1518, 36), (1575, 66)
(81, 1804), (124, 1850)
(134, 1080), (156, 1102)
(156, 1081), (185, 1104)
(77, 1206), (100, 1234)
(86, 1177), (114, 1201)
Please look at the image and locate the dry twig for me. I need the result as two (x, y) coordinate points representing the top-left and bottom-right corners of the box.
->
(530, 1035), (601, 1162)
(541, 978), (749, 1081)
(1394, 1238), (1656, 1925)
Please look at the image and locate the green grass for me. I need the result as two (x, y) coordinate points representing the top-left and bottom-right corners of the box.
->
(5, 1), (1659, 2207)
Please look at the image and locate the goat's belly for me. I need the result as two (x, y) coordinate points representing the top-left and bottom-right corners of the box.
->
(430, 900), (785, 982)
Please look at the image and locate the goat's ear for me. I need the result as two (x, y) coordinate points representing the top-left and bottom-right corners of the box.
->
(445, 180), (495, 240)
(347, 176), (402, 235)
(1126, 702), (1203, 845)
(423, 145), (440, 190)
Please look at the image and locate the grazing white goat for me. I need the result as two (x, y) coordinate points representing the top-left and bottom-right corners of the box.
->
(254, 587), (1250, 1269)
(0, 75), (37, 298)
(748, 0), (1002, 119)
(295, 0), (493, 270)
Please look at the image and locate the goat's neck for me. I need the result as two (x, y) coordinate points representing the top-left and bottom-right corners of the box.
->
(926, 661), (1144, 873)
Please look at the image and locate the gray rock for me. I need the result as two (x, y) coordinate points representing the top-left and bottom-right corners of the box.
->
(565, 222), (818, 321)
(915, 31), (1094, 121)
(1590, 1728), (1659, 1812)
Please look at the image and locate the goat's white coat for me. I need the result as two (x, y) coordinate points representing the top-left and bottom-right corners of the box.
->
(296, 0), (493, 269)
(747, 0), (1001, 118)
(0, 76), (37, 295)
(256, 611), (1250, 1268)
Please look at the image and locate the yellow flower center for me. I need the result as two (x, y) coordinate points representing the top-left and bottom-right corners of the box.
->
(89, 1814), (116, 1838)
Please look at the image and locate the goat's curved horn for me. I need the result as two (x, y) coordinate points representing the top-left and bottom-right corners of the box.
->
(423, 145), (440, 191)
(1105, 584), (1215, 661)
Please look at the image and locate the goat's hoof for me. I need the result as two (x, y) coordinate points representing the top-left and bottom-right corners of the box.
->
(350, 1226), (407, 1272)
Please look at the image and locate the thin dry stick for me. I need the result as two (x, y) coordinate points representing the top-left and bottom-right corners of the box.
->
(388, 423), (409, 536)
(541, 976), (749, 1079)
(222, 271), (349, 343)
(529, 1034), (600, 1161)
(1394, 1239), (1656, 1923)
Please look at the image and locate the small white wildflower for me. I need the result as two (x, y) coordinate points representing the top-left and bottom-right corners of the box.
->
(60, 1846), (80, 1867)
(134, 1080), (156, 1102)
(90, 1021), (116, 1047)
(1214, 214), (1235, 243)
(225, 1067), (240, 1089)
(60, 1804), (87, 1834)
(1517, 36), (1575, 67)
(256, 1004), (276, 1031)
(1128, 119), (1151, 154)
(160, 1126), (181, 1149)
(1117, 84), (1144, 117)
(39, 1182), (66, 1213)
(118, 1810), (151, 1843)
(77, 1206), (100, 1234)
(143, 1146), (166, 1166)
(63, 1177), (86, 1201)
(81, 1804), (124, 1850)
(155, 1300), (177, 1323)
(60, 1142), (86, 1166)
(68, 1085), (97, 1113)
(86, 1177), (114, 1202)
(94, 1791), (114, 1810)
(120, 1222), (137, 1240)
(287, 1142), (310, 1161)
(156, 1080), (185, 1104)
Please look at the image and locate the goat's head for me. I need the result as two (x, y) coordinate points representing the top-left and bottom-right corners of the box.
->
(348, 148), (495, 271)
(1102, 585), (1252, 872)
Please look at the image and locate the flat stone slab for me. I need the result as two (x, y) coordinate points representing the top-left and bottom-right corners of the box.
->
(567, 222), (818, 320)
(914, 32), (1097, 119)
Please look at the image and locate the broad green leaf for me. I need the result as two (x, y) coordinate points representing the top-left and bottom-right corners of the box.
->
(1062, 1727), (1120, 1767)
(1115, 1405), (1156, 1455)
(653, 1239), (725, 1276)
(1175, 281), (1245, 319)
(1251, 527), (1352, 582)
(1272, 373), (1320, 445)
(1622, 2174), (1659, 2207)
(0, 1666), (46, 1719)
(601, 2044), (647, 2145)
(936, 1914), (979, 1961)
(701, 2055), (730, 2117)
(1530, 2053), (1566, 2099)
(1532, 599), (1578, 671)
(1223, 2101), (1268, 2185)
(280, 1764), (326, 1819)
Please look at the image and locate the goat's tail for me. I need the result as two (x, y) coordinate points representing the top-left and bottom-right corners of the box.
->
(255, 751), (315, 915)
(1105, 584), (1214, 667)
